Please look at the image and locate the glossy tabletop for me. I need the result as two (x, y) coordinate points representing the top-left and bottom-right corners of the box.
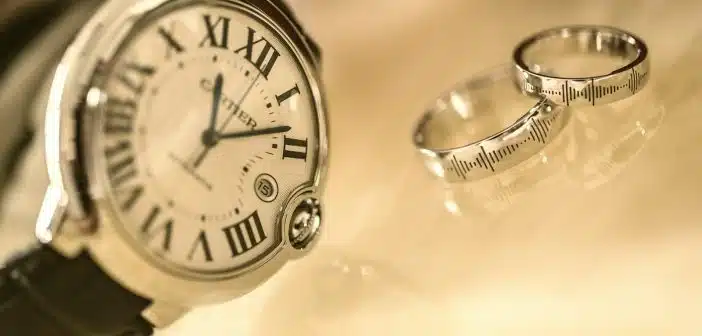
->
(2, 0), (702, 335)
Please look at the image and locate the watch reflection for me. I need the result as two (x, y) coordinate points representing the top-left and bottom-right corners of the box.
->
(564, 86), (665, 189)
(254, 249), (448, 336)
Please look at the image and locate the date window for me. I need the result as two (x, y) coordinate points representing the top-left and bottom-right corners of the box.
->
(254, 174), (279, 203)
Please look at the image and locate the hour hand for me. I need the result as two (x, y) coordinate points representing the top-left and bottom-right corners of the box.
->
(204, 73), (224, 140)
(218, 126), (291, 140)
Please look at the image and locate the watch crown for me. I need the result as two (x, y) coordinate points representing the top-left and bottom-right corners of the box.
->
(288, 197), (322, 251)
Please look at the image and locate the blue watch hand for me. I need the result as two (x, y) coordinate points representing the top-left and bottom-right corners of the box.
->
(218, 126), (291, 140)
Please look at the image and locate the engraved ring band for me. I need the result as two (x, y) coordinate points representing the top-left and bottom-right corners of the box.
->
(513, 25), (649, 107)
(413, 66), (569, 183)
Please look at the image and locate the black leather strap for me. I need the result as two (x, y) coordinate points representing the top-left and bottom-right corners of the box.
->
(0, 246), (154, 336)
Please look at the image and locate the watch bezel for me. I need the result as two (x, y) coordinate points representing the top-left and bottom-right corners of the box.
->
(40, 0), (328, 306)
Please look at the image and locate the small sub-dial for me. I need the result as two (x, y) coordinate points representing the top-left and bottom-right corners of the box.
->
(254, 173), (279, 203)
(135, 53), (285, 224)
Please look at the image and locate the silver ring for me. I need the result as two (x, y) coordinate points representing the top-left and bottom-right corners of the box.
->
(413, 66), (569, 183)
(513, 25), (649, 106)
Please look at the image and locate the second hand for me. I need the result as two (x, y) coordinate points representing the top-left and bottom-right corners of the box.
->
(217, 72), (263, 134)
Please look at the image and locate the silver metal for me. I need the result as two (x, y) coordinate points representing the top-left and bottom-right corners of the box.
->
(513, 25), (649, 107)
(288, 196), (322, 251)
(33, 0), (327, 327)
(141, 301), (189, 328)
(413, 66), (569, 183)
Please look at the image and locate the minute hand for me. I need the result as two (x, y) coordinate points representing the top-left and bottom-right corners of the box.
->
(218, 126), (291, 140)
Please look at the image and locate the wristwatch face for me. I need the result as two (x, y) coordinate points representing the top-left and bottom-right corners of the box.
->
(93, 0), (322, 278)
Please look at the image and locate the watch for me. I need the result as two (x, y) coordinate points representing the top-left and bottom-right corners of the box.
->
(0, 0), (328, 335)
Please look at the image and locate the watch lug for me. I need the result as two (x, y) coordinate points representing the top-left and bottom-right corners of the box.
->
(142, 301), (189, 328)
(47, 229), (87, 259)
(36, 185), (91, 258)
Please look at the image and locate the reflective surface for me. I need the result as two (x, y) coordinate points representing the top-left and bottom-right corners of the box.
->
(2, 0), (702, 334)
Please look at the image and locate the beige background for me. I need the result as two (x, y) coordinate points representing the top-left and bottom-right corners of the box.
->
(2, 0), (702, 335)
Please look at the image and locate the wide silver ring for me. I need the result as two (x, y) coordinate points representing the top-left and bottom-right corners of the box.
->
(513, 25), (649, 107)
(413, 66), (569, 183)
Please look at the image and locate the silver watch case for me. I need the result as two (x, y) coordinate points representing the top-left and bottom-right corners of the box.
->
(37, 0), (328, 324)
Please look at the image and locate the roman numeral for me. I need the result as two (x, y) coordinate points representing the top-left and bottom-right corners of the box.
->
(276, 84), (300, 106)
(187, 230), (214, 262)
(115, 184), (143, 211)
(105, 140), (138, 189)
(234, 27), (280, 79)
(104, 98), (137, 134)
(141, 205), (174, 252)
(116, 62), (156, 95)
(105, 140), (143, 210)
(282, 136), (308, 161)
(200, 15), (230, 49)
(158, 25), (185, 59)
(222, 211), (267, 257)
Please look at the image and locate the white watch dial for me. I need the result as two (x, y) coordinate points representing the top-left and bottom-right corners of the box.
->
(95, 2), (320, 277)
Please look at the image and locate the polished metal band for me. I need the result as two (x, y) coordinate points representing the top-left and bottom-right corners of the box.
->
(413, 66), (569, 183)
(513, 25), (649, 107)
